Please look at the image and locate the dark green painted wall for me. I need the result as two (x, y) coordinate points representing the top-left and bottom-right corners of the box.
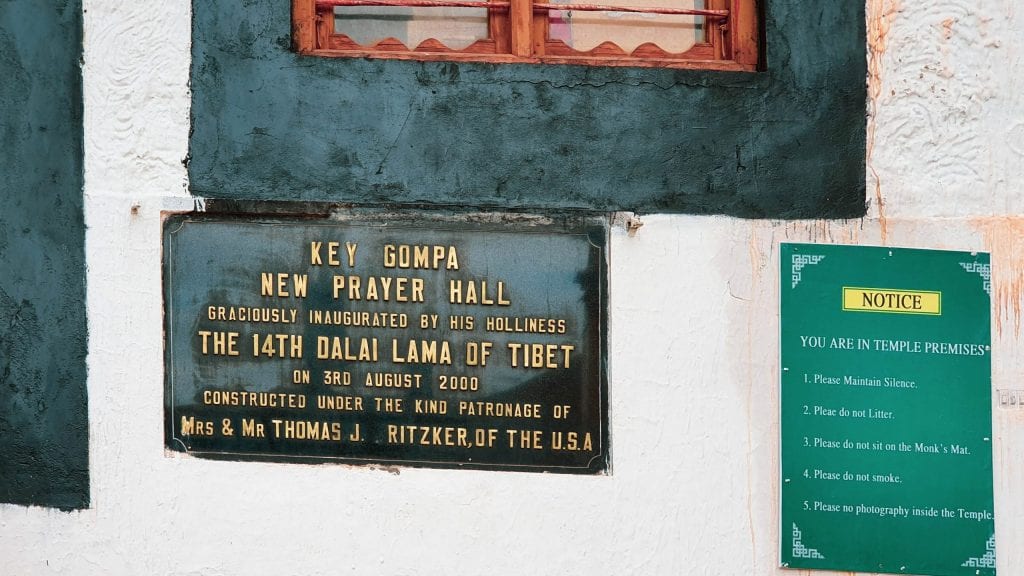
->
(190, 2), (865, 218)
(0, 0), (88, 510)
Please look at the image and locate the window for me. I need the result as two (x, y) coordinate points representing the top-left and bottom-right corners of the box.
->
(292, 0), (758, 69)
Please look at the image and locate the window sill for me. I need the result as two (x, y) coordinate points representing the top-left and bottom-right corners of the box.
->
(304, 48), (756, 71)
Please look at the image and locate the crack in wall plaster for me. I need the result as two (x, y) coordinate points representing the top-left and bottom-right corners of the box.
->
(867, 0), (901, 242)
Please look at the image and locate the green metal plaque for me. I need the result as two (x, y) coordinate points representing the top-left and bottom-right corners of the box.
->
(163, 213), (608, 473)
(780, 243), (995, 576)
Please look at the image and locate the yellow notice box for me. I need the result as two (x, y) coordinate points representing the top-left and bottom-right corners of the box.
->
(842, 287), (942, 315)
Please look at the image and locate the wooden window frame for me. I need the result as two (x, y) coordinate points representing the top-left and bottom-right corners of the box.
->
(293, 0), (759, 70)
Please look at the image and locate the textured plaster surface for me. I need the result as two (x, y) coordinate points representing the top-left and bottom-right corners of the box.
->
(0, 0), (89, 510)
(2, 0), (1024, 574)
(188, 1), (866, 218)
(867, 0), (1024, 220)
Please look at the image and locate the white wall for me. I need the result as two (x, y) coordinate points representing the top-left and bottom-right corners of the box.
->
(2, 1), (1022, 574)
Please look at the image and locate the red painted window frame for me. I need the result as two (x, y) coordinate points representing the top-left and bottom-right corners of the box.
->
(293, 0), (759, 70)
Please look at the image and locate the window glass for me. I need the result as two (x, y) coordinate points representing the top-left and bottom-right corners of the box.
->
(549, 0), (704, 53)
(334, 6), (489, 50)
